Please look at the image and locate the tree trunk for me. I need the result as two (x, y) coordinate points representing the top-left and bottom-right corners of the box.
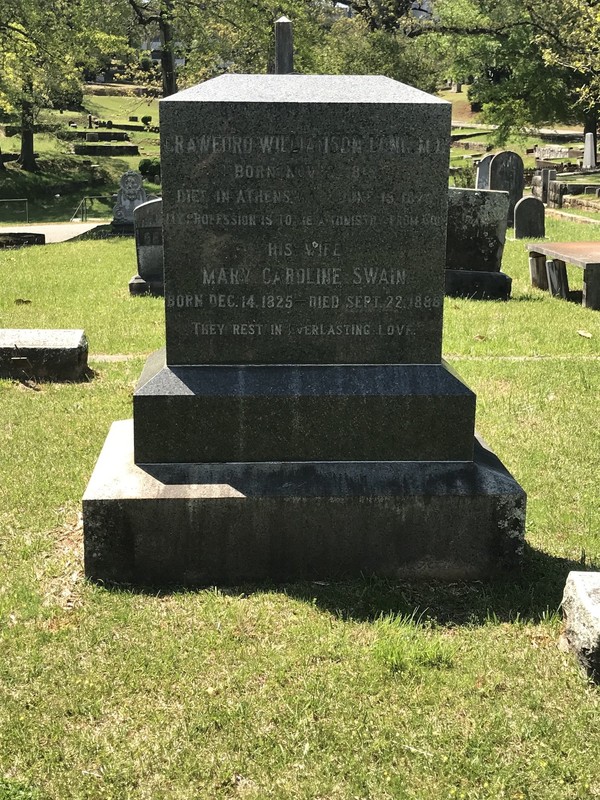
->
(159, 0), (177, 98)
(19, 87), (38, 173)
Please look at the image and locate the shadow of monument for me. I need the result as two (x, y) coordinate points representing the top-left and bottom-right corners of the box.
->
(281, 544), (590, 626)
(102, 544), (592, 628)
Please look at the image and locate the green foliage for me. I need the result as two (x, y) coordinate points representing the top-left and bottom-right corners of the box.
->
(0, 779), (40, 800)
(437, 0), (600, 138)
(138, 156), (160, 178)
(313, 16), (444, 92)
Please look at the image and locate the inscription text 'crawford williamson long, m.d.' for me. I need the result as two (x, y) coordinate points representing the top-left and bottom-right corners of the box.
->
(160, 97), (451, 365)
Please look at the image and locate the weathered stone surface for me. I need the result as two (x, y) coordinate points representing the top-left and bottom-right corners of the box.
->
(475, 154), (494, 189)
(130, 198), (164, 296)
(541, 169), (557, 204)
(444, 269), (512, 301)
(133, 349), (476, 463)
(489, 151), (524, 225)
(446, 188), (509, 271)
(562, 571), (600, 680)
(160, 74), (451, 366)
(514, 196), (545, 239)
(0, 328), (88, 380)
(112, 170), (149, 229)
(83, 419), (526, 587)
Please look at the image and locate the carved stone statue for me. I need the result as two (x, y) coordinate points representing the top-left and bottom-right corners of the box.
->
(112, 170), (149, 230)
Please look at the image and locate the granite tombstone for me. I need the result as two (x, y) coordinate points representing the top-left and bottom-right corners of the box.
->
(445, 187), (512, 300)
(514, 196), (545, 239)
(129, 198), (164, 296)
(475, 154), (494, 190)
(0, 329), (88, 381)
(489, 151), (524, 225)
(83, 74), (526, 587)
(583, 132), (596, 170)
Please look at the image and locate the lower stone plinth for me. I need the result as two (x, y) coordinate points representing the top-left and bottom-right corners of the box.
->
(133, 353), (476, 463)
(445, 270), (512, 301)
(83, 419), (526, 588)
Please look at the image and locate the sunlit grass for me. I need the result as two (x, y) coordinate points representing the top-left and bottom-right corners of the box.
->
(0, 223), (599, 798)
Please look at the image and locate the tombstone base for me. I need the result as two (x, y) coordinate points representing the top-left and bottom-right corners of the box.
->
(128, 274), (164, 297)
(133, 351), (477, 463)
(445, 270), (512, 300)
(110, 222), (135, 236)
(83, 419), (526, 588)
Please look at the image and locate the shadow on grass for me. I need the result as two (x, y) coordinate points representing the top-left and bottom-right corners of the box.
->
(281, 544), (593, 626)
(100, 544), (593, 628)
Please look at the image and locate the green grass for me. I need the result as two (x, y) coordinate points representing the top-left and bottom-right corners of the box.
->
(553, 207), (600, 221)
(1, 204), (600, 800)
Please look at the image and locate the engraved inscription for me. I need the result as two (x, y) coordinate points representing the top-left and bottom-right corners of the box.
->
(162, 97), (449, 364)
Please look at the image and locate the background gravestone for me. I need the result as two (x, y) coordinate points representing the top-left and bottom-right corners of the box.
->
(83, 74), (526, 587)
(489, 151), (524, 225)
(129, 198), (164, 296)
(445, 187), (512, 300)
(514, 196), (545, 239)
(583, 132), (596, 169)
(475, 154), (494, 189)
(111, 170), (151, 233)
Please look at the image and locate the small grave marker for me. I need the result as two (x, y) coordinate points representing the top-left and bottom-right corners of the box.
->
(489, 151), (524, 225)
(514, 196), (545, 239)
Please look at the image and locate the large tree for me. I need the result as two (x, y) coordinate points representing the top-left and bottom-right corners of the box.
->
(434, 0), (600, 141)
(0, 0), (123, 171)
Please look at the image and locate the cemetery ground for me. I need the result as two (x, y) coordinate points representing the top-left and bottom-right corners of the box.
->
(0, 216), (599, 799)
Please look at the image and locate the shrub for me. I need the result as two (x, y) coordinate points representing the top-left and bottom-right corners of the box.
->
(141, 115), (152, 126)
(138, 157), (160, 178)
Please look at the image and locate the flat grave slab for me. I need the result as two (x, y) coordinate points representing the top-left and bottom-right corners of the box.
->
(0, 328), (88, 381)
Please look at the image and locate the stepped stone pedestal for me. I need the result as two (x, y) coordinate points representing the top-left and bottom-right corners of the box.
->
(83, 75), (526, 587)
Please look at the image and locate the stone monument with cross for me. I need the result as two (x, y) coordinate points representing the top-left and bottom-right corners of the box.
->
(83, 73), (526, 586)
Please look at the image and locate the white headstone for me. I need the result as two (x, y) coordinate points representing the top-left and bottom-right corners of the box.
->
(583, 132), (596, 169)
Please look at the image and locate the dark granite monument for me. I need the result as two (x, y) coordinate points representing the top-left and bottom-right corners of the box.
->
(489, 151), (524, 226)
(514, 196), (545, 239)
(445, 187), (512, 300)
(83, 74), (526, 587)
(129, 198), (164, 296)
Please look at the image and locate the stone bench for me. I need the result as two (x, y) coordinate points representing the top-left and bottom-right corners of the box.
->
(527, 242), (600, 309)
(0, 329), (89, 381)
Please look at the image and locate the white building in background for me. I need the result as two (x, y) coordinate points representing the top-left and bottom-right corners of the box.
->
(140, 40), (186, 69)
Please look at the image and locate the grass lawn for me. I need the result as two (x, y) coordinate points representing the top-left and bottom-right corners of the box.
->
(0, 214), (599, 798)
